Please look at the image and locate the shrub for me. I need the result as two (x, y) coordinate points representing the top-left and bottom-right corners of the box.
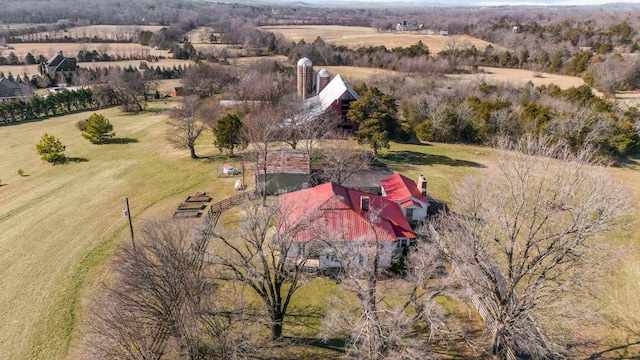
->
(76, 119), (87, 131)
(36, 133), (66, 164)
(82, 113), (115, 144)
(17, 169), (24, 176)
(415, 121), (435, 142)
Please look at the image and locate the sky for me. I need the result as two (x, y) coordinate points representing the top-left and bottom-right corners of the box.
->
(292, 0), (640, 5)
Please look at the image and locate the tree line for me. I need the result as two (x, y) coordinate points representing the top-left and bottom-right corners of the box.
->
(0, 88), (94, 124)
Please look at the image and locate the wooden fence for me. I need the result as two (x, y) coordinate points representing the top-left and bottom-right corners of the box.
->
(203, 190), (259, 230)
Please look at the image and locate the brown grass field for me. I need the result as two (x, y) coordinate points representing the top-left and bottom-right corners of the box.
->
(11, 25), (165, 42)
(2, 42), (171, 60)
(260, 25), (497, 53)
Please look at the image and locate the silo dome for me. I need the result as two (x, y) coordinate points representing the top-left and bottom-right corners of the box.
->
(297, 57), (313, 67)
(297, 58), (314, 99)
(316, 68), (331, 95)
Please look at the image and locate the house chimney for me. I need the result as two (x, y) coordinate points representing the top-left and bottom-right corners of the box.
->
(418, 175), (427, 196)
(360, 196), (370, 211)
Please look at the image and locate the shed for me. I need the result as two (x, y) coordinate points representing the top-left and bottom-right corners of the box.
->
(255, 149), (311, 195)
(171, 86), (185, 97)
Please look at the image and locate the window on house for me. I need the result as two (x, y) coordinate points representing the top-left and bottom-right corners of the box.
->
(406, 208), (414, 220)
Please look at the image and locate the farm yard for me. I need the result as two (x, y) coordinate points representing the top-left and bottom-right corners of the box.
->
(1, 1), (640, 358)
(1, 97), (640, 358)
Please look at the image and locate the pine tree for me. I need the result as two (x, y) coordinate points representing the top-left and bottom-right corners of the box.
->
(213, 114), (244, 155)
(82, 113), (115, 144)
(36, 133), (66, 164)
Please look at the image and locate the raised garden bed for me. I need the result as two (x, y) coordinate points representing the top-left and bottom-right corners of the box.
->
(177, 203), (206, 211)
(173, 209), (201, 218)
(185, 195), (212, 203)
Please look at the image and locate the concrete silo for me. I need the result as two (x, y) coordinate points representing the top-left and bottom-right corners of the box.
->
(316, 68), (330, 95)
(296, 57), (313, 99)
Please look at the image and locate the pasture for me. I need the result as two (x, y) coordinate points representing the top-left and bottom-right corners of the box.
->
(259, 25), (497, 53)
(0, 100), (245, 359)
(2, 42), (170, 60)
(11, 25), (165, 42)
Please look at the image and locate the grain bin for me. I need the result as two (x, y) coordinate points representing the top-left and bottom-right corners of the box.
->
(296, 57), (313, 99)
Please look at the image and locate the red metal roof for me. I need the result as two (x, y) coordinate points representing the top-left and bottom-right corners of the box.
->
(279, 182), (415, 243)
(381, 173), (429, 205)
(401, 199), (423, 208)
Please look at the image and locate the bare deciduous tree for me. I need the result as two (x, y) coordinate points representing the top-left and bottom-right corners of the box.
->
(85, 219), (255, 359)
(322, 210), (452, 359)
(319, 137), (372, 185)
(210, 200), (321, 341)
(85, 220), (212, 359)
(426, 136), (630, 359)
(168, 95), (215, 159)
(242, 103), (285, 205)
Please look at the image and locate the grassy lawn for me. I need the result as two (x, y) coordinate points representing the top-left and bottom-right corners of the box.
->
(0, 100), (241, 359)
(1, 101), (639, 358)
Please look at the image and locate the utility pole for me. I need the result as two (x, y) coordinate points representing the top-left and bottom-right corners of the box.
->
(122, 197), (136, 251)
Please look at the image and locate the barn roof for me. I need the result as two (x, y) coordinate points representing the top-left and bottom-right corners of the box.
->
(257, 149), (310, 175)
(381, 173), (429, 205)
(279, 182), (415, 243)
(317, 74), (360, 112)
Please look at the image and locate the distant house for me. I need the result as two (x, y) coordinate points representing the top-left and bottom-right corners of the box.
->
(171, 86), (185, 97)
(304, 74), (361, 130)
(440, 30), (449, 36)
(380, 173), (430, 223)
(0, 77), (33, 102)
(44, 51), (77, 73)
(256, 149), (311, 195)
(279, 182), (415, 270)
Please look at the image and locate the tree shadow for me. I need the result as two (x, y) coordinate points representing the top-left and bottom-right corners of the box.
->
(66, 157), (89, 163)
(586, 340), (640, 360)
(380, 150), (485, 170)
(106, 137), (138, 144)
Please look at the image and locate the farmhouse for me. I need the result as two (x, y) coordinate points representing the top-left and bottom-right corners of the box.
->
(255, 149), (311, 195)
(381, 173), (430, 223)
(43, 51), (77, 73)
(0, 77), (33, 102)
(279, 182), (415, 270)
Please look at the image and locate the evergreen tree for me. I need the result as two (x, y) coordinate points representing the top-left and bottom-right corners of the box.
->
(347, 86), (399, 155)
(212, 113), (244, 155)
(82, 113), (115, 144)
(36, 133), (66, 164)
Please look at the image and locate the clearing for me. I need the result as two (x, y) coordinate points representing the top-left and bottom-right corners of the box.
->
(260, 25), (497, 53)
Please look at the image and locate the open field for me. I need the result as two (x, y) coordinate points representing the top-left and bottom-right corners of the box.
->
(11, 25), (165, 42)
(0, 100), (246, 359)
(449, 66), (586, 89)
(1, 42), (171, 60)
(260, 25), (498, 53)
